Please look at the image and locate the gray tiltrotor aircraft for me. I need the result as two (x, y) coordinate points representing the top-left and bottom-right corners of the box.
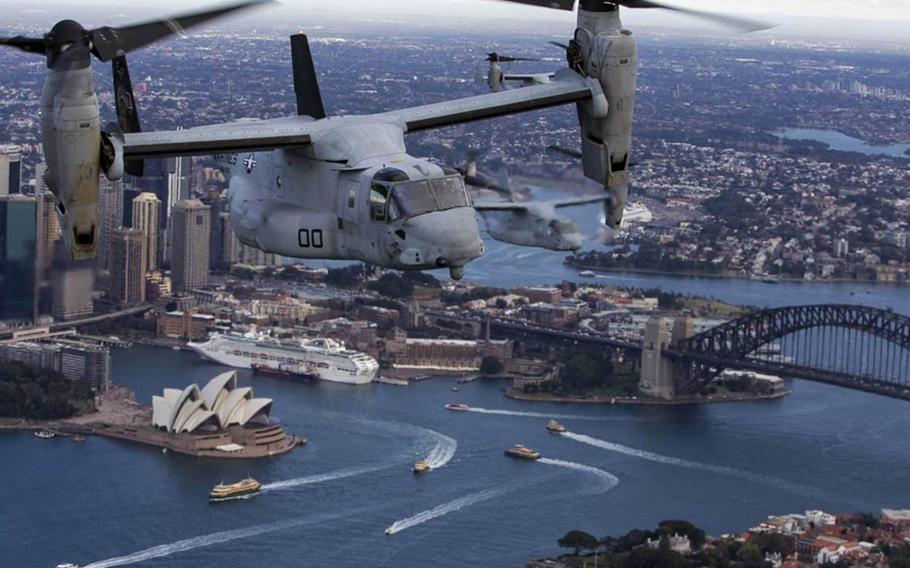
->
(1, 0), (768, 278)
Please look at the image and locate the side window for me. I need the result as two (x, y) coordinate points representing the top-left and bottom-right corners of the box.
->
(370, 183), (389, 221)
(347, 187), (356, 208)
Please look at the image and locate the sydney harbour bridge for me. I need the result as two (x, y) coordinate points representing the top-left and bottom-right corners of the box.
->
(427, 304), (910, 402)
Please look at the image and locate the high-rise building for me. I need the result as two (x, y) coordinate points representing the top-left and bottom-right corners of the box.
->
(132, 192), (161, 272)
(50, 240), (94, 321)
(34, 162), (48, 194)
(37, 190), (60, 273)
(167, 156), (192, 218)
(238, 241), (281, 267)
(0, 145), (22, 195)
(170, 199), (210, 291)
(0, 195), (40, 322)
(109, 228), (147, 307)
(97, 178), (124, 270)
(220, 211), (239, 266)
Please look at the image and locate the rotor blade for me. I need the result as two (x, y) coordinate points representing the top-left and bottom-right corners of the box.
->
(0, 36), (46, 54)
(90, 0), (273, 61)
(494, 0), (772, 32)
(617, 0), (773, 33)
(549, 41), (569, 49)
(494, 0), (575, 10)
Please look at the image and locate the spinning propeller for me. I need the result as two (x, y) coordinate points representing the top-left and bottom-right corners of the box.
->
(0, 0), (272, 68)
(496, 0), (772, 33)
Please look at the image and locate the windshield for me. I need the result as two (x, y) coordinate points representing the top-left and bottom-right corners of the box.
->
(432, 176), (470, 210)
(390, 180), (435, 219)
(388, 176), (470, 221)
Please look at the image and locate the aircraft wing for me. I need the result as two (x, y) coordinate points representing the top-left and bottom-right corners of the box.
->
(383, 70), (593, 133)
(472, 200), (528, 212)
(503, 73), (556, 86)
(123, 120), (313, 159)
(552, 195), (606, 208)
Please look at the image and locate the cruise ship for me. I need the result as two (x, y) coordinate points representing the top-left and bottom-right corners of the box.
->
(189, 332), (379, 385)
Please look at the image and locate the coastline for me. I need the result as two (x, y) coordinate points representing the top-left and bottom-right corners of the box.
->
(504, 387), (791, 406)
(566, 262), (908, 286)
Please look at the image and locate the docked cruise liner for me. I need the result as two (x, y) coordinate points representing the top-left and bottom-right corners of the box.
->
(188, 332), (379, 385)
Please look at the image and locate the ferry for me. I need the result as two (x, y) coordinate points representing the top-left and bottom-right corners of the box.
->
(545, 419), (566, 433)
(413, 460), (431, 474)
(209, 477), (262, 501)
(34, 430), (56, 439)
(504, 444), (540, 460)
(189, 332), (379, 385)
(445, 402), (469, 412)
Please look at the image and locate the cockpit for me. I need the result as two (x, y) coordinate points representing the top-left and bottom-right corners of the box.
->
(369, 167), (471, 223)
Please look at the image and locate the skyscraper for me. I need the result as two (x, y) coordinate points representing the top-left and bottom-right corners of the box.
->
(109, 228), (147, 307)
(170, 199), (210, 291)
(0, 145), (22, 195)
(0, 194), (39, 322)
(50, 240), (94, 321)
(132, 192), (161, 272)
(167, 156), (192, 218)
(37, 190), (60, 274)
(97, 178), (124, 270)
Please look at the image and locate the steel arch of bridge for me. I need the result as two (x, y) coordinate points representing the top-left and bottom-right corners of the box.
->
(673, 304), (910, 394)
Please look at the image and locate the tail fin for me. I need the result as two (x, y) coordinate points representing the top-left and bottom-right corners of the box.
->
(112, 55), (144, 176)
(290, 34), (326, 119)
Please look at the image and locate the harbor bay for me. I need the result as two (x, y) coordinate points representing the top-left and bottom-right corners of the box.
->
(3, 322), (910, 567)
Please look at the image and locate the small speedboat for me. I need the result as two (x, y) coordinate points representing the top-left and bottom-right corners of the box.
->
(34, 430), (56, 439)
(546, 419), (566, 433)
(445, 402), (469, 411)
(413, 460), (430, 474)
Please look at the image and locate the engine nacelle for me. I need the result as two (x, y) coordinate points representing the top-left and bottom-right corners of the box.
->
(100, 131), (124, 182)
(575, 2), (638, 229)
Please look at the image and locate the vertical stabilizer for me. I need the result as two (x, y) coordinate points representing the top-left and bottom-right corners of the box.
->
(290, 33), (326, 119)
(111, 55), (144, 176)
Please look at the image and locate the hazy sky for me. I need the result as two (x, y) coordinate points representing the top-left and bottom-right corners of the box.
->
(61, 0), (910, 22)
(11, 0), (910, 44)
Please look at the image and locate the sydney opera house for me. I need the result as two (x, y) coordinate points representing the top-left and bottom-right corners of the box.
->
(152, 371), (273, 433)
(98, 371), (302, 459)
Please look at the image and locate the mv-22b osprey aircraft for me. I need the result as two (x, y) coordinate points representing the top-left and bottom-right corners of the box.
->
(1, 0), (768, 279)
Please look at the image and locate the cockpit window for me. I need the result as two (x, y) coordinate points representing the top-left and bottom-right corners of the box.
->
(370, 183), (390, 221)
(391, 181), (435, 218)
(431, 176), (470, 210)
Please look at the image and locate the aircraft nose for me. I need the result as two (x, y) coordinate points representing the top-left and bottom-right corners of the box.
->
(401, 208), (484, 276)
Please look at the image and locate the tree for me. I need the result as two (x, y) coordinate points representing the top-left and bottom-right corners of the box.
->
(480, 355), (504, 376)
(367, 273), (415, 299)
(558, 530), (599, 556)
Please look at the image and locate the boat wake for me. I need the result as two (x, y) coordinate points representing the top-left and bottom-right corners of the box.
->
(466, 406), (612, 421)
(260, 464), (386, 492)
(423, 431), (457, 469)
(562, 431), (820, 496)
(82, 518), (306, 568)
(538, 458), (619, 495)
(385, 484), (517, 535)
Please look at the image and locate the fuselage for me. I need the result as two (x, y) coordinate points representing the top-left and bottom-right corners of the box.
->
(222, 118), (484, 279)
